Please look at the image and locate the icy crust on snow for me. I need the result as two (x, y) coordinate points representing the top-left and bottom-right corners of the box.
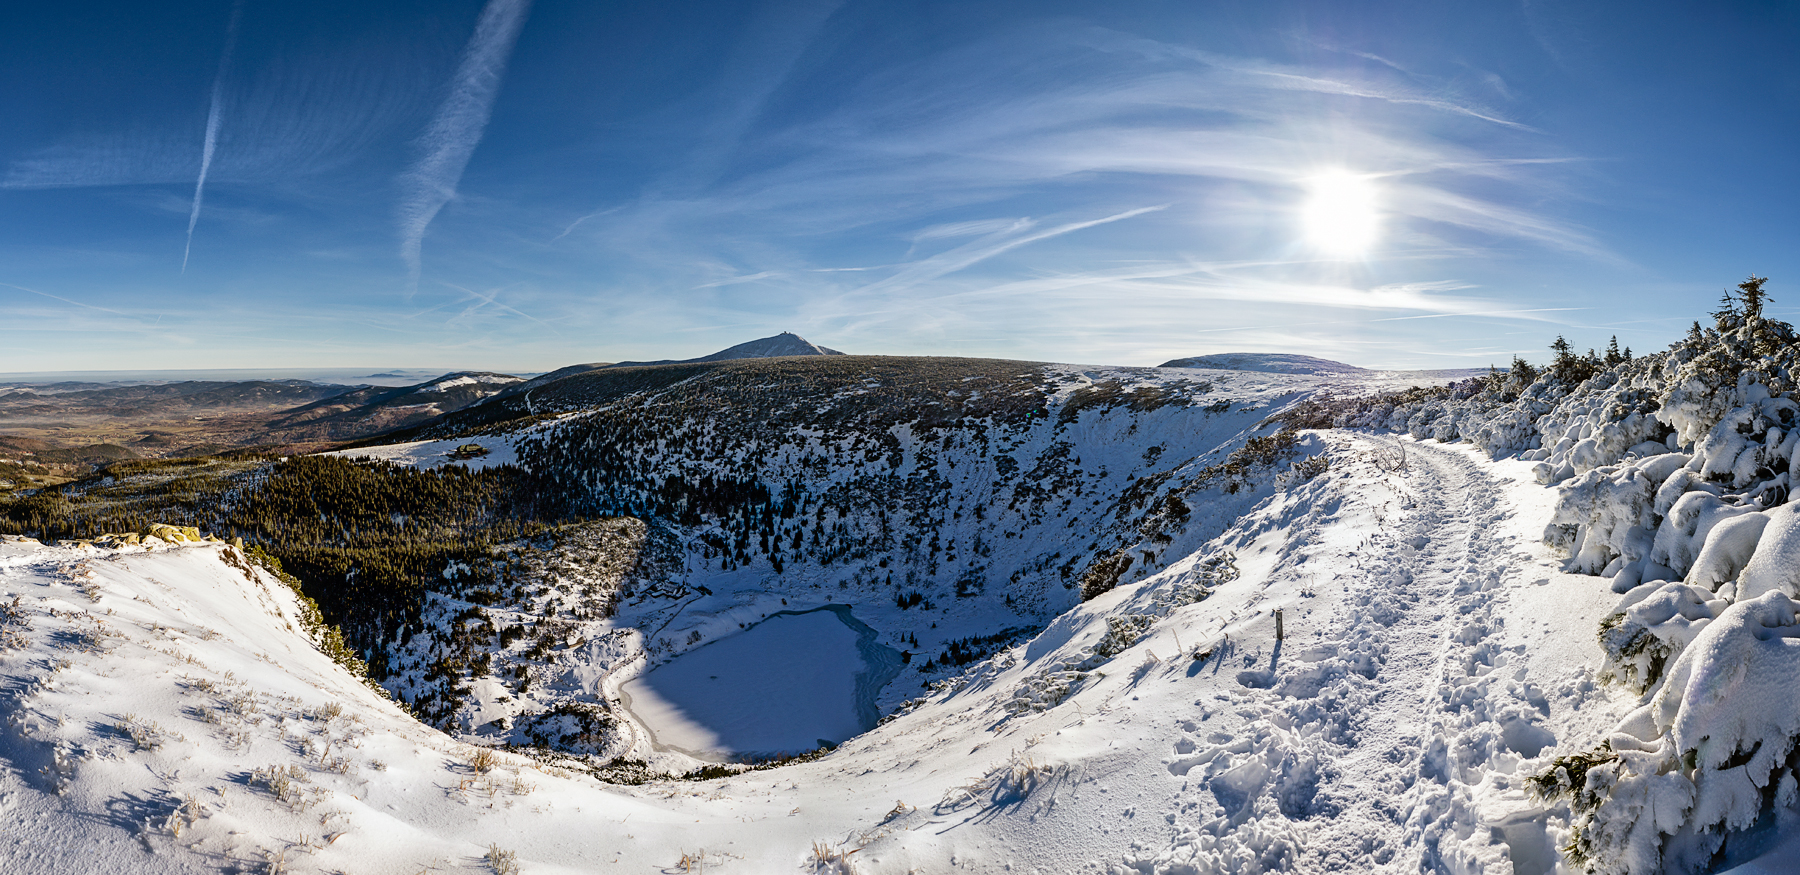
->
(620, 606), (902, 760)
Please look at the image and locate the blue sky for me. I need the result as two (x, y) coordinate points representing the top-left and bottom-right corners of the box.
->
(4, 0), (1800, 373)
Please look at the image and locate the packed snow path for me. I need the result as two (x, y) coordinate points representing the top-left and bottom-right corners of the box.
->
(1280, 439), (1544, 871)
(1117, 436), (1624, 874)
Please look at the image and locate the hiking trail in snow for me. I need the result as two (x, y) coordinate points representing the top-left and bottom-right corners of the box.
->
(1113, 436), (1625, 875)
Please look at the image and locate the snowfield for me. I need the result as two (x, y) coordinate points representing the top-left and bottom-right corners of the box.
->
(322, 434), (520, 471)
(1, 430), (1715, 874)
(620, 606), (899, 760)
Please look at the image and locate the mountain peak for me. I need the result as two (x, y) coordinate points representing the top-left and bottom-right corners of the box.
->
(692, 332), (845, 362)
(604, 332), (846, 369)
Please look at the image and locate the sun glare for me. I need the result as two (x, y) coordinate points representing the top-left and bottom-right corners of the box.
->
(1301, 170), (1380, 257)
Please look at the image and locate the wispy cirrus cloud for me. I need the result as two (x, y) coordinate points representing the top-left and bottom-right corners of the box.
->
(396, 0), (533, 295)
(693, 271), (782, 289)
(434, 281), (558, 333)
(566, 23), (1601, 285)
(849, 206), (1169, 298)
(530, 19), (1610, 366)
(182, 1), (244, 273)
(2, 23), (440, 195)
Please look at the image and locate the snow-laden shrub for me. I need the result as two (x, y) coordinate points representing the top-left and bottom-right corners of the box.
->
(939, 749), (1066, 811)
(1548, 592), (1800, 873)
(1685, 511), (1770, 593)
(1596, 581), (1722, 693)
(1649, 491), (1757, 580)
(1737, 501), (1800, 600)
(1006, 665), (1088, 715)
(1466, 404), (1546, 457)
(1087, 614), (1154, 663)
(1687, 385), (1800, 488)
(1542, 454), (1684, 578)
(1152, 551), (1237, 613)
(518, 701), (616, 755)
(1657, 283), (1800, 446)
(1274, 453), (1330, 487)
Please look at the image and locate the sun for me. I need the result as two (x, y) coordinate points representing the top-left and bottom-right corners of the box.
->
(1301, 170), (1380, 257)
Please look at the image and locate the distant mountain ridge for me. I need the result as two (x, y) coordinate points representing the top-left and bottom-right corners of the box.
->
(1159, 353), (1368, 376)
(1160, 352), (1491, 381)
(603, 332), (844, 369)
(268, 371), (524, 438)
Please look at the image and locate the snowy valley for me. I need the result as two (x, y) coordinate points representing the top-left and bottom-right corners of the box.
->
(7, 294), (1800, 874)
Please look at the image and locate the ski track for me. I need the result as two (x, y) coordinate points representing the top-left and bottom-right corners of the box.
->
(1150, 437), (1561, 873)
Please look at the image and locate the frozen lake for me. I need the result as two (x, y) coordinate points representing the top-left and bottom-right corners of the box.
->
(620, 605), (902, 761)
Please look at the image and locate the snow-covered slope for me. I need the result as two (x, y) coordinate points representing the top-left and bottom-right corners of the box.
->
(265, 371), (524, 440)
(0, 428), (1645, 874)
(318, 362), (1336, 761)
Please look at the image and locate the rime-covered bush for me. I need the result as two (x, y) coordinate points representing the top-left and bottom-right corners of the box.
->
(1551, 593), (1800, 873)
(1596, 581), (1722, 693)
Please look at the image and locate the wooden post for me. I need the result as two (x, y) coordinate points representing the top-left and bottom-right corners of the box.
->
(1275, 608), (1284, 641)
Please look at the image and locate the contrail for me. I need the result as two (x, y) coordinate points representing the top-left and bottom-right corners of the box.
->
(182, 0), (243, 274)
(0, 281), (130, 315)
(397, 0), (533, 295)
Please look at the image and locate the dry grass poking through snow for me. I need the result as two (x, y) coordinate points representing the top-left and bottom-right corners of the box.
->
(938, 749), (1068, 812)
(486, 843), (520, 875)
(809, 839), (861, 874)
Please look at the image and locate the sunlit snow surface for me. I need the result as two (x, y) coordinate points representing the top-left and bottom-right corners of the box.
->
(621, 606), (902, 760)
(321, 434), (518, 470)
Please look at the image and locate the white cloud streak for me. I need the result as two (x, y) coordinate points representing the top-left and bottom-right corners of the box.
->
(396, 0), (532, 294)
(693, 271), (782, 290)
(182, 1), (244, 274)
(549, 206), (621, 243)
(0, 282), (129, 316)
(435, 282), (558, 333)
(850, 206), (1168, 298)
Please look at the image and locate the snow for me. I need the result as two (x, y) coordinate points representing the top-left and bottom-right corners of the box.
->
(320, 434), (519, 470)
(0, 427), (1658, 874)
(415, 373), (523, 393)
(620, 607), (899, 760)
(1736, 502), (1800, 601)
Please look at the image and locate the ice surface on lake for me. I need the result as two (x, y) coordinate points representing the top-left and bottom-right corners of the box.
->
(621, 606), (901, 760)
